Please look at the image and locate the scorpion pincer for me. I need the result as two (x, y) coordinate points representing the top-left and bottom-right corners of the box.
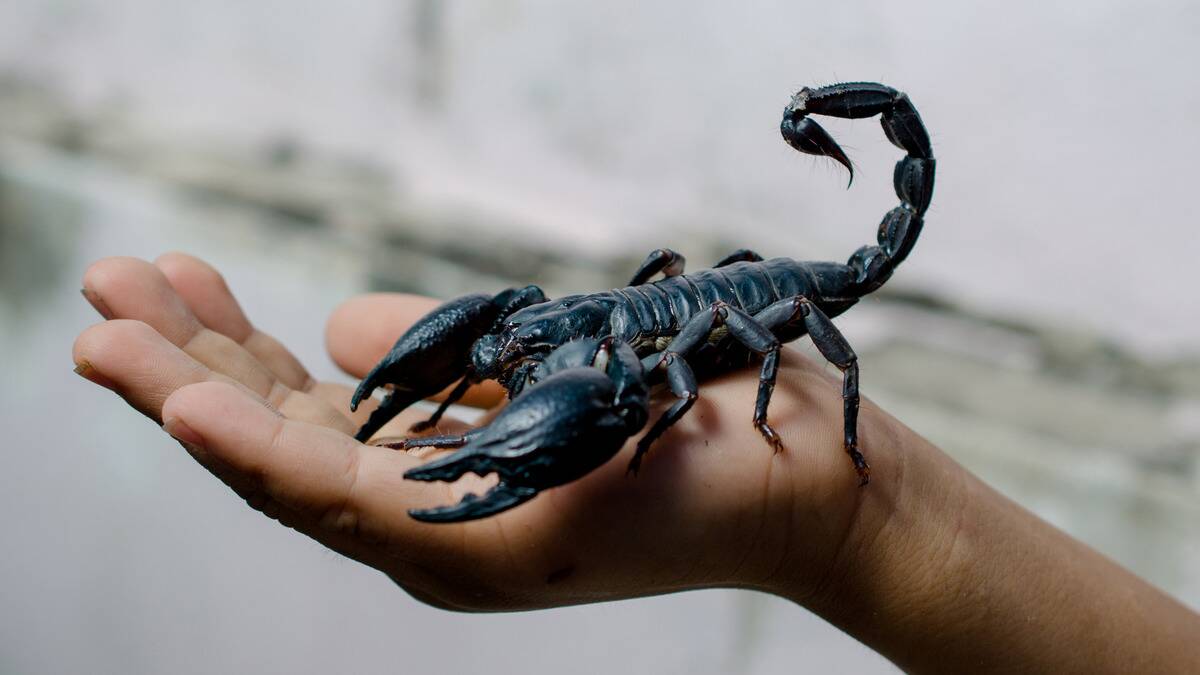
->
(349, 81), (935, 523)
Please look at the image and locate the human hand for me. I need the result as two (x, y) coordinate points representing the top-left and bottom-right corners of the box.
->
(72, 253), (916, 611)
(74, 253), (1200, 673)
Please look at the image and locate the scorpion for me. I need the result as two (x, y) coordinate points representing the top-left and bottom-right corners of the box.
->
(350, 81), (935, 523)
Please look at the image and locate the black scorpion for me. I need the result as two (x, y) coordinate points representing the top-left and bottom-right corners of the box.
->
(350, 82), (935, 523)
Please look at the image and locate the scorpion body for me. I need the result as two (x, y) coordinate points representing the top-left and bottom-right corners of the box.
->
(553, 258), (861, 352)
(350, 81), (935, 522)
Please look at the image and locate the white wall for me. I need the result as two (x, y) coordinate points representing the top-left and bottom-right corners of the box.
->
(3, 1), (1197, 353)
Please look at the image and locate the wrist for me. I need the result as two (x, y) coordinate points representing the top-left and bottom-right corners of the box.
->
(768, 408), (1200, 673)
(764, 405), (971, 660)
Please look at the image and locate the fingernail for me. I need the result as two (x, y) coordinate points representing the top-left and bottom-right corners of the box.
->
(164, 417), (235, 480)
(162, 416), (205, 449)
(73, 359), (116, 389)
(80, 287), (115, 319)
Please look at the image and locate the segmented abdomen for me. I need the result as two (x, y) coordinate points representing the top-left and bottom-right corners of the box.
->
(606, 258), (823, 341)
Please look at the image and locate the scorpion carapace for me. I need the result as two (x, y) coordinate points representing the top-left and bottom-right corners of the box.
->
(350, 81), (935, 522)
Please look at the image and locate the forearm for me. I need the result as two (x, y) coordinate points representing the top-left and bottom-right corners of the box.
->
(787, 416), (1200, 673)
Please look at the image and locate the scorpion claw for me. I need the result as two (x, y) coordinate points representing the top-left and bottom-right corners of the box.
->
(354, 389), (423, 442)
(402, 368), (637, 522)
(409, 484), (539, 523)
(404, 447), (502, 483)
(349, 367), (383, 413)
(350, 292), (514, 441)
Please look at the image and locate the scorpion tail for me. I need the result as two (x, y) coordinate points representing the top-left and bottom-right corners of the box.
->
(781, 82), (936, 293)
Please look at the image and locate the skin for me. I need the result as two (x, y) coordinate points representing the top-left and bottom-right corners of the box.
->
(73, 253), (1200, 673)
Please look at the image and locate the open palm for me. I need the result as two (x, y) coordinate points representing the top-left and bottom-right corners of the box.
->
(72, 253), (901, 611)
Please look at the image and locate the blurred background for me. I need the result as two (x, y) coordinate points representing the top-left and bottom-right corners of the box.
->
(1, 1), (1198, 673)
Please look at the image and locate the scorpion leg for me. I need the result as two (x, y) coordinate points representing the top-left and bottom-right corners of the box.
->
(643, 302), (785, 454)
(661, 297), (863, 472)
(797, 302), (868, 485)
(713, 249), (764, 267)
(709, 304), (790, 453)
(625, 305), (729, 464)
(758, 296), (869, 485)
(408, 376), (472, 433)
(627, 248), (686, 286)
(627, 353), (697, 475)
(377, 429), (482, 451)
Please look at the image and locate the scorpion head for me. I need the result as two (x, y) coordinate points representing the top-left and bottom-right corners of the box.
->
(468, 295), (613, 395)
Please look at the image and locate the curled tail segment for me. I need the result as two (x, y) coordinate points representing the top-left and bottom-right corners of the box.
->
(780, 82), (936, 293)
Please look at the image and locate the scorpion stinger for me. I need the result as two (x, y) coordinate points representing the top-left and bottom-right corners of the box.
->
(356, 80), (936, 521)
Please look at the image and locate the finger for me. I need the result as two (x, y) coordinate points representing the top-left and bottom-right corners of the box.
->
(74, 319), (214, 420)
(83, 257), (477, 436)
(82, 257), (202, 345)
(154, 252), (313, 391)
(82, 257), (305, 405)
(161, 381), (471, 559)
(325, 294), (506, 409)
(73, 319), (355, 433)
